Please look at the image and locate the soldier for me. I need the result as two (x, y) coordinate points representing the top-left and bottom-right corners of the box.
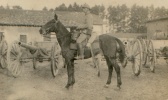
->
(75, 3), (94, 59)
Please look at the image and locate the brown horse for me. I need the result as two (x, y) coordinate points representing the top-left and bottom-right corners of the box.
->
(39, 14), (127, 89)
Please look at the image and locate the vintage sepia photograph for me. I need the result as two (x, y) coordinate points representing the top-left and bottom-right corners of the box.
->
(0, 0), (168, 100)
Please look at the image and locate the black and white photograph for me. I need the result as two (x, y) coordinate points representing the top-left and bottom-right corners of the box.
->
(0, 0), (168, 100)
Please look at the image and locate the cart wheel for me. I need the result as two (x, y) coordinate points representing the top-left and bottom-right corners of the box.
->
(166, 59), (168, 64)
(51, 57), (58, 77)
(0, 40), (8, 69)
(50, 44), (58, 77)
(146, 40), (156, 72)
(0, 56), (7, 69)
(7, 42), (23, 77)
(140, 39), (147, 65)
(129, 39), (142, 76)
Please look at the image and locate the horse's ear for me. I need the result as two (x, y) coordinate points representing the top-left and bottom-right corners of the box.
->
(54, 14), (58, 20)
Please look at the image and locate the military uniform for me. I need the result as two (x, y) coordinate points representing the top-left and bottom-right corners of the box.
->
(76, 11), (93, 43)
(75, 4), (94, 59)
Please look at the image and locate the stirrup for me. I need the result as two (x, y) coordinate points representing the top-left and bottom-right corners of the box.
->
(74, 56), (83, 60)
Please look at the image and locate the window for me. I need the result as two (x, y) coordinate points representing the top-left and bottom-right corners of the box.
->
(20, 35), (27, 43)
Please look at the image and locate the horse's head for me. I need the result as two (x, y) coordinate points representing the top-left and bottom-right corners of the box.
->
(39, 14), (59, 35)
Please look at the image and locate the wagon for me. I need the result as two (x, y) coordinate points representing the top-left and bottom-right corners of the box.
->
(124, 39), (143, 76)
(5, 41), (63, 77)
(0, 38), (8, 69)
(124, 32), (168, 76)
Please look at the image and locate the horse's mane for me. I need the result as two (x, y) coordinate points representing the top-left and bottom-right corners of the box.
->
(45, 19), (69, 35)
(57, 20), (70, 35)
(53, 19), (72, 48)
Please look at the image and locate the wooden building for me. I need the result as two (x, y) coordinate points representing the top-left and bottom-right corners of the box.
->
(146, 17), (168, 39)
(0, 9), (103, 44)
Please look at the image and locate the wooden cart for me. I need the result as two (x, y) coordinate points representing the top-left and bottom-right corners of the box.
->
(0, 39), (8, 69)
(125, 39), (142, 76)
(124, 38), (157, 76)
(6, 41), (63, 77)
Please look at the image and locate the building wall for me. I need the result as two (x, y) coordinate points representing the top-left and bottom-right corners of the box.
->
(146, 20), (168, 39)
(152, 40), (168, 49)
(93, 25), (103, 35)
(0, 25), (103, 46)
(102, 19), (110, 34)
(0, 26), (43, 45)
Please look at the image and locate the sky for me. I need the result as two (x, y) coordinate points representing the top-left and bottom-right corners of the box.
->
(1, 0), (168, 10)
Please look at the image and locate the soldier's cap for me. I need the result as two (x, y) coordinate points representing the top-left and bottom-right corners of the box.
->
(82, 3), (90, 9)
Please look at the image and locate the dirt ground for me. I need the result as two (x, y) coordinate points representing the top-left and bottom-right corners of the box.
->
(0, 58), (168, 100)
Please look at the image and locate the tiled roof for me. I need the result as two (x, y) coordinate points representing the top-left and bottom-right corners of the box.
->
(146, 16), (168, 23)
(0, 9), (103, 27)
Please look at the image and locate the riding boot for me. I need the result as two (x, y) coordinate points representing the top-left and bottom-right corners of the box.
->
(74, 44), (84, 60)
(73, 44), (84, 60)
(70, 40), (78, 50)
(70, 43), (78, 50)
(78, 44), (84, 59)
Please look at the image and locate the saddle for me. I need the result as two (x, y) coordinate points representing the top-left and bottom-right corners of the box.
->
(70, 31), (88, 50)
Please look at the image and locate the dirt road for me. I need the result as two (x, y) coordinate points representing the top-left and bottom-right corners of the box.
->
(0, 59), (168, 100)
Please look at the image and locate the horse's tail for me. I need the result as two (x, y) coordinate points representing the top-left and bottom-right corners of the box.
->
(115, 38), (127, 68)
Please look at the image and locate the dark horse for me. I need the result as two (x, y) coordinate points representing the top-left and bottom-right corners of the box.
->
(39, 14), (127, 89)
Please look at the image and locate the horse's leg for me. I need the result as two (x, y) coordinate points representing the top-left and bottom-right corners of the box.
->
(90, 45), (97, 68)
(71, 60), (75, 86)
(96, 53), (102, 77)
(65, 59), (73, 89)
(63, 58), (67, 68)
(104, 56), (113, 88)
(113, 59), (122, 89)
(65, 62), (71, 89)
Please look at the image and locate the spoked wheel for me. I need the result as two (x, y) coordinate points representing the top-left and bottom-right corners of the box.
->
(128, 39), (142, 76)
(7, 42), (23, 77)
(0, 40), (8, 69)
(166, 59), (168, 65)
(145, 40), (156, 72)
(140, 39), (147, 65)
(0, 55), (7, 69)
(50, 43), (59, 77)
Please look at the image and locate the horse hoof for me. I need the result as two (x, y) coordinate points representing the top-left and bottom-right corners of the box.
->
(70, 85), (74, 89)
(65, 84), (70, 89)
(117, 85), (121, 89)
(65, 86), (69, 89)
(97, 72), (100, 77)
(104, 84), (109, 88)
(71, 81), (75, 86)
